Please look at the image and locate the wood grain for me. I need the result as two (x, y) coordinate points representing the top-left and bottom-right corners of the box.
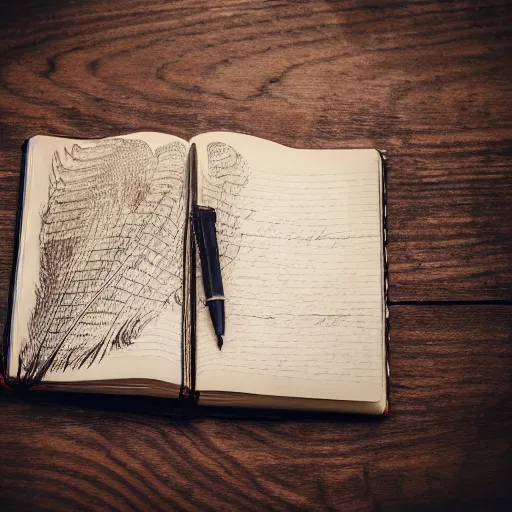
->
(1, 1), (512, 510)
(0, 0), (511, 300)
(1, 306), (511, 510)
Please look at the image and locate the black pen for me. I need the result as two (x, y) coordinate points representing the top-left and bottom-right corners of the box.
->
(190, 144), (225, 350)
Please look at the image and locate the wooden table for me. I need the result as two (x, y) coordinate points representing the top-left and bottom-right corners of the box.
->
(1, 1), (511, 510)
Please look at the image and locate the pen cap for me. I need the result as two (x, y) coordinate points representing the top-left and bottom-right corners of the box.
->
(192, 206), (225, 300)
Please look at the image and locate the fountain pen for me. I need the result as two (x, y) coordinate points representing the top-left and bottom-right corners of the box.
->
(192, 205), (225, 350)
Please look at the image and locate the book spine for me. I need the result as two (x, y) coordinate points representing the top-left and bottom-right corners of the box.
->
(180, 145), (198, 401)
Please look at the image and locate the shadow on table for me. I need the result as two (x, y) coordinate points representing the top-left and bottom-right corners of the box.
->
(2, 386), (386, 424)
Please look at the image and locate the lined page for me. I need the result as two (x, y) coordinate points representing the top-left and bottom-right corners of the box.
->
(192, 132), (384, 402)
(8, 133), (188, 387)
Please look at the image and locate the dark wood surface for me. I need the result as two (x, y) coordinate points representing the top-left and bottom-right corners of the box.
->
(1, 306), (511, 511)
(0, 0), (511, 510)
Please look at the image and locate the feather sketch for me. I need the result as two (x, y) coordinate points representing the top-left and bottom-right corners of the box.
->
(20, 138), (187, 382)
(202, 142), (251, 278)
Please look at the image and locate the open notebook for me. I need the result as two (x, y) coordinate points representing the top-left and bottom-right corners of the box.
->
(2, 132), (388, 414)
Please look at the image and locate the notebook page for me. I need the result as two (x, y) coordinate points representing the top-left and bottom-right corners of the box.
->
(8, 133), (188, 387)
(191, 132), (384, 402)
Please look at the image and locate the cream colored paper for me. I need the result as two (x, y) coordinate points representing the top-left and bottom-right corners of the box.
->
(191, 132), (385, 403)
(8, 133), (188, 385)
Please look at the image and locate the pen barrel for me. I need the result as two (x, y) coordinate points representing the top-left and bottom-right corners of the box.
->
(192, 206), (225, 300)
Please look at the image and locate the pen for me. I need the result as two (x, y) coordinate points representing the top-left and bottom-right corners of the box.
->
(190, 144), (226, 350)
